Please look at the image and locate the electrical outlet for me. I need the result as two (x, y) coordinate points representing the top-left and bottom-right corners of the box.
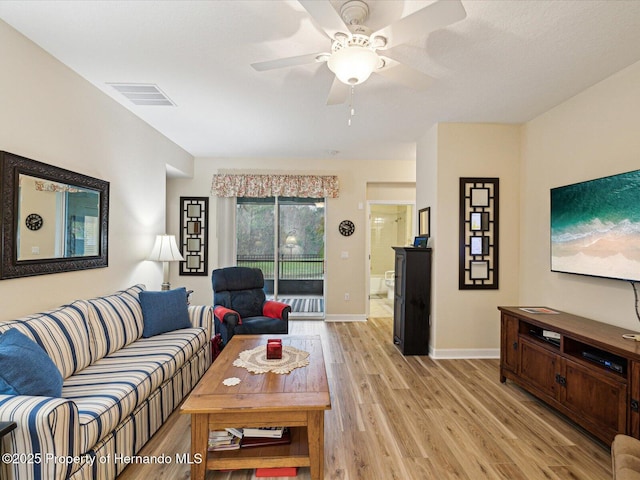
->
(344, 293), (350, 301)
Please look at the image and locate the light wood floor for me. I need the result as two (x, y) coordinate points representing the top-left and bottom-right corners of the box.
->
(117, 314), (612, 480)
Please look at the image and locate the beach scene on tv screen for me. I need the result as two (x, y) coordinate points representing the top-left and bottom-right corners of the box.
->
(551, 169), (640, 282)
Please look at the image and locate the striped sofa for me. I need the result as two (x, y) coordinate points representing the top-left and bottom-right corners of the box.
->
(0, 285), (212, 480)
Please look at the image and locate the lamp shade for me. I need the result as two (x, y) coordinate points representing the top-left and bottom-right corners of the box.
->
(328, 45), (379, 85)
(148, 235), (184, 262)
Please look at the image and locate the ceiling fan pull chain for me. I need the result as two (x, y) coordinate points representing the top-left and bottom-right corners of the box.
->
(348, 85), (355, 126)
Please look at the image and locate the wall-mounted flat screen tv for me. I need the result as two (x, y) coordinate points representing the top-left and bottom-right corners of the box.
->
(551, 169), (640, 282)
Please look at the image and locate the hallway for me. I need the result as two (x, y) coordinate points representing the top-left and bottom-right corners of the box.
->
(370, 294), (393, 318)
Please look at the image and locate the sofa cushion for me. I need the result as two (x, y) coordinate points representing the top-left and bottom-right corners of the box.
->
(0, 329), (64, 397)
(87, 285), (145, 362)
(62, 326), (208, 453)
(140, 288), (191, 338)
(0, 300), (92, 379)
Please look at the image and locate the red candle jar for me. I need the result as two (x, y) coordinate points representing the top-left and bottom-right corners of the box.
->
(266, 339), (282, 359)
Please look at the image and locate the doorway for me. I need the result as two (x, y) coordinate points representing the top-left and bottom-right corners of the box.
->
(368, 203), (414, 318)
(235, 197), (325, 318)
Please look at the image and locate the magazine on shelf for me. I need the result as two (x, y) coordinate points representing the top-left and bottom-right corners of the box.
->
(224, 427), (243, 438)
(209, 436), (241, 451)
(208, 430), (241, 451)
(242, 426), (286, 438)
(241, 428), (291, 449)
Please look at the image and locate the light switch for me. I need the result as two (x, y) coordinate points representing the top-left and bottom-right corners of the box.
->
(341, 251), (349, 259)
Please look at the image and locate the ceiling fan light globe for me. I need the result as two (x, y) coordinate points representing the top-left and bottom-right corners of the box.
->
(372, 35), (387, 49)
(327, 46), (379, 86)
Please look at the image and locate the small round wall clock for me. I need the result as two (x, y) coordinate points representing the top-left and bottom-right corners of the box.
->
(338, 220), (355, 236)
(25, 213), (43, 231)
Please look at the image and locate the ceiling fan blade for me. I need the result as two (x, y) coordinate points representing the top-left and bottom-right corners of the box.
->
(326, 77), (350, 105)
(376, 57), (435, 90)
(372, 0), (466, 50)
(299, 0), (350, 40)
(251, 52), (326, 71)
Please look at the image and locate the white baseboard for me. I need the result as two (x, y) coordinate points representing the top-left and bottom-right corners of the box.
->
(429, 348), (500, 359)
(324, 314), (367, 322)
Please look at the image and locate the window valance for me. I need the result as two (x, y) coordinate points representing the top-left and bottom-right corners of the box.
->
(211, 174), (339, 198)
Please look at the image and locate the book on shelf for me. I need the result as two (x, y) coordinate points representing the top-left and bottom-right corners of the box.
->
(242, 426), (286, 438)
(241, 428), (291, 449)
(225, 427), (243, 438)
(208, 430), (241, 451)
(209, 437), (241, 451)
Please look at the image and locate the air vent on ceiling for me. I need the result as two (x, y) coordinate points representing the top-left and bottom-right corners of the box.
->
(108, 83), (175, 106)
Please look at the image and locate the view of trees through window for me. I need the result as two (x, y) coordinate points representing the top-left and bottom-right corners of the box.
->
(236, 197), (325, 295)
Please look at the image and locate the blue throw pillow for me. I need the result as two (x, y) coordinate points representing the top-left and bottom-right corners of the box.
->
(0, 329), (64, 397)
(140, 287), (191, 338)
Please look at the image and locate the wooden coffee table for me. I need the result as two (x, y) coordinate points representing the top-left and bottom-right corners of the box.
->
(180, 334), (331, 480)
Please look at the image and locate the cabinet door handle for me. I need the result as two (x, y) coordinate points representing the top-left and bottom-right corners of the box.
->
(512, 341), (518, 350)
(632, 399), (639, 413)
(555, 374), (567, 387)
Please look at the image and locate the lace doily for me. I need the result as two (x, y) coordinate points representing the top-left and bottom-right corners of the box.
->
(233, 345), (310, 374)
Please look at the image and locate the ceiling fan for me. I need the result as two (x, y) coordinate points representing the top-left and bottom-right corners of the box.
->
(251, 0), (467, 105)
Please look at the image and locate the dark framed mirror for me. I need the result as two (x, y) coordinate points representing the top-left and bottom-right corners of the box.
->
(0, 151), (109, 279)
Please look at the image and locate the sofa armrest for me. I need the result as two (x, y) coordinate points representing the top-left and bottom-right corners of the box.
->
(612, 434), (640, 479)
(0, 395), (79, 480)
(263, 300), (291, 321)
(188, 305), (213, 339)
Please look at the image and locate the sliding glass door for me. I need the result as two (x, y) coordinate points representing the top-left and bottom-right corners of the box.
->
(236, 197), (325, 317)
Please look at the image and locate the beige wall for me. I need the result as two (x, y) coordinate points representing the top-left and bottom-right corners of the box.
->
(417, 123), (521, 357)
(520, 59), (640, 330)
(167, 158), (416, 318)
(366, 182), (415, 202)
(417, 59), (640, 356)
(0, 20), (193, 321)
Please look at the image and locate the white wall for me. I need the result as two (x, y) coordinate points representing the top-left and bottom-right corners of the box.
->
(520, 59), (640, 330)
(417, 123), (521, 357)
(0, 20), (193, 321)
(167, 157), (416, 318)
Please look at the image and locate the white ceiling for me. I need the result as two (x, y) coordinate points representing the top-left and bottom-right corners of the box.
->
(2, 0), (640, 162)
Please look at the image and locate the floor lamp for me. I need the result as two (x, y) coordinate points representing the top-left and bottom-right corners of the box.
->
(149, 234), (184, 291)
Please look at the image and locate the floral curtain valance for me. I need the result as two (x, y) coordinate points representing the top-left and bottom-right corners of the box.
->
(211, 174), (339, 198)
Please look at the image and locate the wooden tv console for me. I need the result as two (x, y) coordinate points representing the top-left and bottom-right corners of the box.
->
(499, 306), (640, 445)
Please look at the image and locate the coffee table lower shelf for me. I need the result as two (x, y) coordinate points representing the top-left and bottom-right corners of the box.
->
(209, 427), (310, 471)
